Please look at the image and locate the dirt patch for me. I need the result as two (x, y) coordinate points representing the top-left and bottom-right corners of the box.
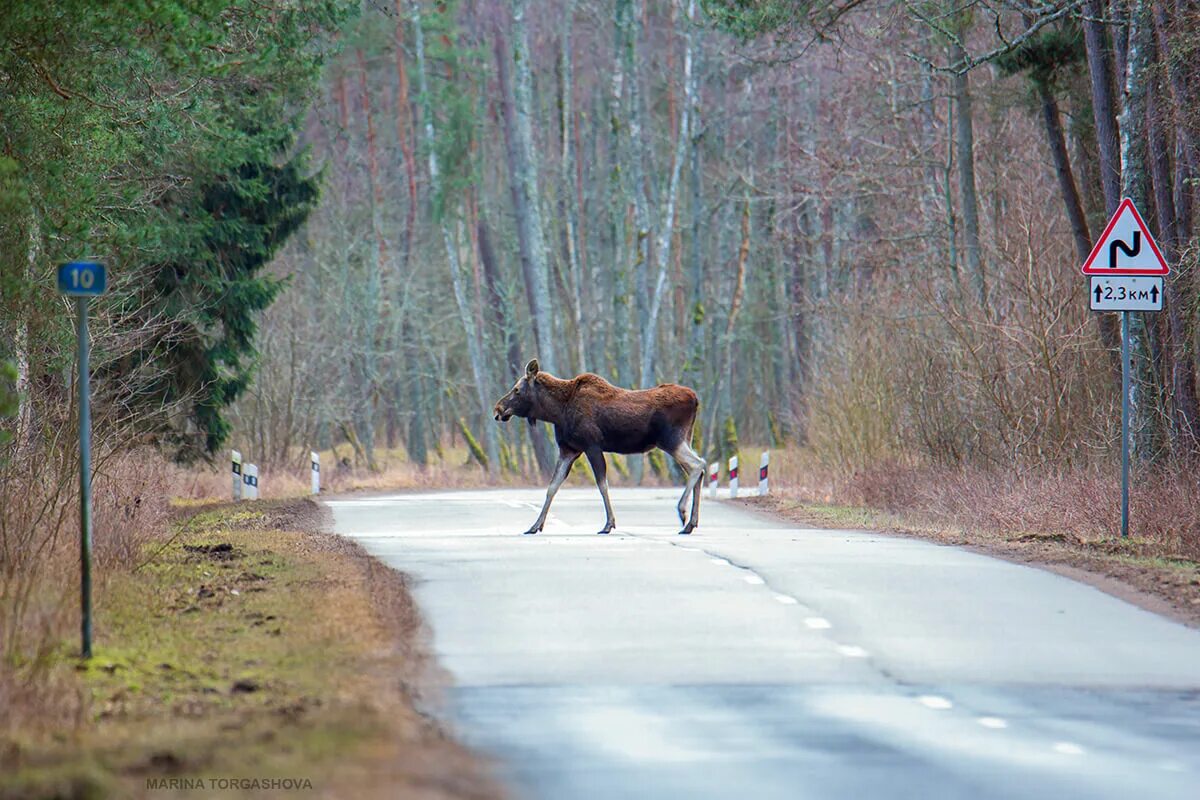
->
(1, 498), (503, 800)
(739, 494), (1200, 629)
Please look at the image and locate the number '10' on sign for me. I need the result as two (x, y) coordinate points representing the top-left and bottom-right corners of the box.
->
(57, 261), (107, 297)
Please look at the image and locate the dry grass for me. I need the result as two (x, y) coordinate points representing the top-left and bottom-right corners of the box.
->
(1, 447), (174, 743)
(765, 447), (1200, 561)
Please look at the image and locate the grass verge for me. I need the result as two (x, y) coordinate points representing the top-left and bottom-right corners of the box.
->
(1, 499), (501, 800)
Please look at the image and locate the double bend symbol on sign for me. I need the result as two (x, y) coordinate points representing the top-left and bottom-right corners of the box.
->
(1081, 198), (1170, 276)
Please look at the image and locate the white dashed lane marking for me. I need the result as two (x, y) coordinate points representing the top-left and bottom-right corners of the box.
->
(804, 617), (832, 630)
(918, 695), (954, 710)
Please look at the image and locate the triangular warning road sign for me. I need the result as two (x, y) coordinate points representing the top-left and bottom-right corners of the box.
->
(1081, 198), (1170, 275)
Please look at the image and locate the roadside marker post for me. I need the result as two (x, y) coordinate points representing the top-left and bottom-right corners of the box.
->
(709, 462), (719, 499)
(1081, 198), (1169, 538)
(244, 464), (259, 501)
(311, 451), (320, 495)
(759, 451), (769, 496)
(231, 450), (243, 501)
(58, 260), (107, 660)
(729, 455), (739, 499)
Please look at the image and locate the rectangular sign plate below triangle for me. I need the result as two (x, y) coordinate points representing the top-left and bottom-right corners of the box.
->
(1089, 276), (1163, 312)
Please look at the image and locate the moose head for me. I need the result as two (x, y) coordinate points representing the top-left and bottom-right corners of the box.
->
(494, 359), (541, 426)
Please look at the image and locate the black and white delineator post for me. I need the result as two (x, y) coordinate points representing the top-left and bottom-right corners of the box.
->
(729, 455), (739, 499)
(759, 451), (769, 496)
(57, 260), (107, 660)
(708, 461), (719, 499)
(311, 451), (320, 495)
(244, 464), (259, 501)
(1080, 198), (1170, 538)
(231, 450), (243, 501)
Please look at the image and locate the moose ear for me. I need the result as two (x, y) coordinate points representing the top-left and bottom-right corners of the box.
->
(525, 358), (539, 377)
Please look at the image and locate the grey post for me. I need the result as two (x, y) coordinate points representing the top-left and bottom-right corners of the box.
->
(1120, 311), (1130, 538)
(77, 297), (93, 658)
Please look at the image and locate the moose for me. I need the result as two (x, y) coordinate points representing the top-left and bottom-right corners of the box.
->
(493, 359), (707, 536)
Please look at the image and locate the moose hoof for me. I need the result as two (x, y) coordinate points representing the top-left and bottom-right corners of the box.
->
(597, 525), (614, 535)
(522, 527), (541, 535)
(677, 526), (695, 536)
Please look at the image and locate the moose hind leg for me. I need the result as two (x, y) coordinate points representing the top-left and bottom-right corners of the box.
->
(526, 450), (579, 534)
(669, 442), (706, 534)
(585, 449), (616, 534)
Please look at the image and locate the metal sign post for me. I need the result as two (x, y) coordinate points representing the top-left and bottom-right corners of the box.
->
(1121, 312), (1130, 539)
(1080, 199), (1168, 539)
(58, 261), (107, 659)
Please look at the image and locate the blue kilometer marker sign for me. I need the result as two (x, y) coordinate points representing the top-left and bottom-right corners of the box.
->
(57, 261), (107, 296)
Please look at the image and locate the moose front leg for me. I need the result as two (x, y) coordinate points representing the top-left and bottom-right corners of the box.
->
(584, 448), (616, 534)
(524, 449), (580, 534)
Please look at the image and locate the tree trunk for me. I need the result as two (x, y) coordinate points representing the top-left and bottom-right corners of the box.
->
(492, 19), (556, 478)
(608, 0), (636, 390)
(558, 0), (587, 373)
(1119, 0), (1161, 460)
(1147, 87), (1200, 454)
(506, 0), (558, 376)
(1038, 81), (1121, 360)
(1083, 0), (1124, 215)
(949, 28), (986, 307)
(410, 0), (499, 475)
(1039, 86), (1092, 262)
(639, 0), (697, 388)
(393, 0), (419, 271)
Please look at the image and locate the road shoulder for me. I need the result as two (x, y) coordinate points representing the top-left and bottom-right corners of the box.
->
(2, 498), (503, 800)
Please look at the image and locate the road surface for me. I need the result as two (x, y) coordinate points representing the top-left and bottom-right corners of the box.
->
(327, 487), (1200, 800)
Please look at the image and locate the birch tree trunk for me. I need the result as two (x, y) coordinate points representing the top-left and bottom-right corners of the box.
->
(14, 208), (37, 447)
(410, 0), (499, 475)
(639, 0), (696, 388)
(493, 18), (556, 476)
(509, 0), (558, 376)
(1118, 0), (1159, 460)
(608, 0), (636, 388)
(558, 0), (587, 372)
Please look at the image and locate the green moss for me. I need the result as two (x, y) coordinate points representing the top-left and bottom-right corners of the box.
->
(722, 417), (739, 460)
(499, 439), (518, 473)
(610, 454), (630, 479)
(647, 449), (668, 479)
(457, 418), (489, 470)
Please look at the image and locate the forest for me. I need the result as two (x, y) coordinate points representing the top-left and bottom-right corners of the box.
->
(3, 0), (1200, 655)
(225, 0), (1200, 482)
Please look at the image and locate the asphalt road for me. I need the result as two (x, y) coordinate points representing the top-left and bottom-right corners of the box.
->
(327, 487), (1200, 800)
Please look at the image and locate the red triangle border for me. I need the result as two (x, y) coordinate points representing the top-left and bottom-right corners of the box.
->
(1081, 198), (1170, 275)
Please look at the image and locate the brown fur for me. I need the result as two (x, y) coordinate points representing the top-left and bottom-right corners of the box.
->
(494, 360), (707, 535)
